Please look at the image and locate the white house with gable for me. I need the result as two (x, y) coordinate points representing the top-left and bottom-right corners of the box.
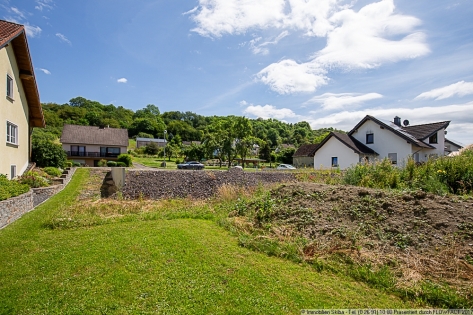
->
(313, 115), (462, 170)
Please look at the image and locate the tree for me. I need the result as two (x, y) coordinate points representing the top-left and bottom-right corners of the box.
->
(32, 140), (67, 168)
(144, 142), (159, 155)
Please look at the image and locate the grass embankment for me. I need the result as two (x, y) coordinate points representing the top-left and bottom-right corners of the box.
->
(0, 169), (416, 314)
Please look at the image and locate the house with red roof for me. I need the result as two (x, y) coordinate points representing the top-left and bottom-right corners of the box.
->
(0, 20), (44, 179)
(313, 115), (462, 169)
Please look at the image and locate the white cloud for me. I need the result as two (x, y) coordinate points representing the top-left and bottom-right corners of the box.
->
(243, 104), (298, 120)
(25, 24), (42, 38)
(35, 0), (54, 11)
(11, 7), (26, 19)
(306, 92), (383, 110)
(38, 68), (51, 75)
(306, 102), (473, 141)
(257, 59), (328, 94)
(315, 0), (429, 69)
(415, 81), (473, 100)
(117, 78), (128, 83)
(249, 31), (289, 55)
(189, 0), (430, 95)
(189, 0), (287, 38)
(189, 0), (340, 38)
(239, 100), (248, 106)
(56, 33), (71, 45)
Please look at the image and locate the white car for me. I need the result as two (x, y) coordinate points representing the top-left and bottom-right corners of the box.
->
(276, 164), (296, 170)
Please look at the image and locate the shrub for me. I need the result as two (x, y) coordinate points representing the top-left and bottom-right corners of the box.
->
(43, 167), (62, 177)
(0, 174), (30, 201)
(107, 161), (117, 167)
(144, 142), (160, 155)
(72, 162), (82, 167)
(117, 154), (132, 167)
(97, 159), (108, 167)
(65, 161), (73, 168)
(116, 162), (126, 167)
(32, 140), (67, 168)
(17, 171), (51, 188)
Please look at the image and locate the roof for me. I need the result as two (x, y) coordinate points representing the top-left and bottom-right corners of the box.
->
(401, 121), (450, 140)
(349, 115), (435, 149)
(293, 143), (320, 157)
(445, 138), (463, 148)
(314, 132), (378, 155)
(60, 124), (129, 147)
(0, 20), (44, 127)
(136, 138), (166, 143)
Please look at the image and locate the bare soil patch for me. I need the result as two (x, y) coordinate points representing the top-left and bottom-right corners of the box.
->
(242, 182), (473, 292)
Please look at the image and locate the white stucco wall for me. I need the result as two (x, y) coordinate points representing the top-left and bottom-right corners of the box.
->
(313, 136), (359, 170)
(351, 120), (413, 166)
(0, 45), (30, 178)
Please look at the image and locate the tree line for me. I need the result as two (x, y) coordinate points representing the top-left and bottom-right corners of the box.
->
(34, 96), (345, 167)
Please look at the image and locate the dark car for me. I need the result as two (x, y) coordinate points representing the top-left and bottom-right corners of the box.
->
(177, 161), (205, 170)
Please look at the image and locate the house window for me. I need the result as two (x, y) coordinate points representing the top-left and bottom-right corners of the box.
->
(71, 145), (86, 156)
(6, 74), (13, 99)
(331, 157), (338, 167)
(100, 147), (120, 157)
(388, 153), (397, 165)
(366, 133), (374, 144)
(429, 133), (438, 144)
(6, 121), (18, 145)
(11, 165), (16, 179)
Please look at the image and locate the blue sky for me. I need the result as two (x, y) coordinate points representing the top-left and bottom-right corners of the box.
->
(3, 0), (473, 144)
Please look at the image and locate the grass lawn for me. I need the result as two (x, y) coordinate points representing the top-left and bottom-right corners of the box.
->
(0, 169), (418, 314)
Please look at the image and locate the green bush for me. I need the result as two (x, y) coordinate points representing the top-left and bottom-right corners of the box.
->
(97, 159), (108, 167)
(0, 174), (30, 201)
(107, 161), (117, 167)
(17, 171), (51, 188)
(117, 154), (132, 167)
(116, 162), (126, 167)
(72, 162), (82, 167)
(32, 140), (67, 168)
(43, 167), (62, 177)
(65, 161), (73, 168)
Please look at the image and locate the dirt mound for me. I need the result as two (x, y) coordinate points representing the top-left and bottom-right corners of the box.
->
(255, 182), (473, 288)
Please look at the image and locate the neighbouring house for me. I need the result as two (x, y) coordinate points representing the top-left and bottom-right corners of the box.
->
(0, 20), (45, 179)
(60, 124), (128, 167)
(136, 137), (167, 148)
(314, 115), (460, 170)
(292, 143), (320, 168)
(444, 138), (463, 155)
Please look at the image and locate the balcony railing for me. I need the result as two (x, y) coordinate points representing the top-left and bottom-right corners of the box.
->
(66, 151), (120, 158)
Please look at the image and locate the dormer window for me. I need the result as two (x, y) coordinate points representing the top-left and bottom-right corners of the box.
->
(366, 133), (374, 144)
(429, 133), (438, 144)
(6, 74), (13, 99)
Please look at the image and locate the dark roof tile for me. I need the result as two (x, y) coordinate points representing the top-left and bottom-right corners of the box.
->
(293, 144), (320, 157)
(61, 124), (129, 147)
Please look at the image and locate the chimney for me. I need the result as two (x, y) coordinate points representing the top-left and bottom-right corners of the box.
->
(394, 116), (401, 127)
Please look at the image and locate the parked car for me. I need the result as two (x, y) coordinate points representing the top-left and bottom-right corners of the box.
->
(177, 161), (205, 170)
(276, 164), (296, 170)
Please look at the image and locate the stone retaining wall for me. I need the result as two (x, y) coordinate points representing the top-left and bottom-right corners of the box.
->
(0, 167), (77, 229)
(121, 169), (297, 200)
(0, 190), (34, 229)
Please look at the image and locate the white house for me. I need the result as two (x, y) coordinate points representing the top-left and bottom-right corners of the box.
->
(314, 115), (460, 169)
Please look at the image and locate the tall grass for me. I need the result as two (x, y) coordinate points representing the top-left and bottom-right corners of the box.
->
(343, 151), (473, 195)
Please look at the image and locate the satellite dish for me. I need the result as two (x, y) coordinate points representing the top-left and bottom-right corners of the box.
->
(403, 120), (409, 126)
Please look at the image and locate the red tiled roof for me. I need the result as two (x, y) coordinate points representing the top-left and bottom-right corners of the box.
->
(60, 124), (129, 147)
(0, 20), (23, 48)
